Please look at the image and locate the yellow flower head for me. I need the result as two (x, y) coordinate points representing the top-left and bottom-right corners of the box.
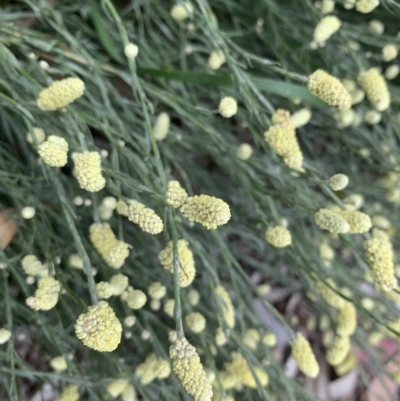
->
(356, 0), (380, 13)
(38, 136), (68, 167)
(96, 281), (114, 300)
(385, 64), (400, 80)
(215, 327), (228, 346)
(163, 299), (175, 317)
(237, 143), (253, 160)
(170, 337), (213, 401)
(265, 226), (292, 248)
(110, 274), (129, 296)
(26, 277), (61, 311)
(37, 77), (85, 111)
(74, 151), (106, 192)
(364, 238), (396, 291)
(329, 174), (349, 191)
(106, 379), (129, 398)
(242, 328), (260, 350)
(215, 285), (235, 329)
(264, 110), (303, 170)
(218, 97), (237, 118)
(165, 180), (188, 208)
(365, 110), (382, 124)
(128, 200), (163, 234)
(55, 385), (79, 401)
(321, 0), (335, 13)
(89, 223), (130, 269)
(185, 312), (206, 333)
(291, 332), (320, 378)
(153, 112), (170, 141)
(188, 289), (200, 306)
(21, 254), (46, 276)
(336, 302), (357, 336)
(326, 335), (351, 366)
(0, 328), (11, 344)
(262, 332), (277, 347)
(382, 44), (398, 61)
(314, 208), (350, 233)
(180, 195), (231, 229)
(125, 289), (147, 310)
(308, 70), (352, 111)
(358, 68), (390, 111)
(105, 240), (130, 269)
(135, 353), (171, 385)
(50, 355), (67, 372)
(159, 240), (196, 287)
(291, 108), (312, 128)
(316, 278), (345, 309)
(313, 15), (341, 44)
(340, 210), (372, 234)
(148, 282), (167, 300)
(74, 301), (122, 352)
(208, 50), (226, 70)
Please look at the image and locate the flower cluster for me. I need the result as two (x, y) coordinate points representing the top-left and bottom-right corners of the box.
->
(74, 301), (122, 352)
(290, 332), (320, 378)
(170, 337), (213, 401)
(165, 180), (188, 208)
(313, 15), (341, 44)
(308, 70), (351, 110)
(135, 353), (171, 385)
(265, 225), (292, 248)
(74, 151), (106, 192)
(26, 277), (61, 311)
(55, 385), (79, 401)
(36, 77), (85, 111)
(357, 68), (390, 111)
(185, 312), (206, 333)
(264, 109), (303, 170)
(127, 200), (164, 234)
(38, 136), (68, 167)
(89, 223), (130, 269)
(180, 195), (231, 229)
(158, 240), (196, 287)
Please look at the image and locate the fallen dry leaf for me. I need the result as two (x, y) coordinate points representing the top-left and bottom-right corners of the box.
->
(0, 210), (17, 249)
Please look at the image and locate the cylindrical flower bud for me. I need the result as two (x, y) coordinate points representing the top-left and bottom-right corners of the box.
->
(159, 240), (196, 287)
(128, 200), (164, 234)
(321, 0), (335, 14)
(165, 180), (188, 208)
(218, 97), (237, 118)
(74, 301), (122, 352)
(385, 65), (400, 80)
(163, 299), (175, 317)
(265, 225), (292, 248)
(169, 337), (213, 401)
(74, 151), (106, 192)
(358, 68), (390, 111)
(365, 110), (382, 124)
(37, 78), (85, 111)
(336, 302), (357, 336)
(364, 238), (396, 291)
(308, 70), (352, 111)
(38, 136), (68, 167)
(55, 385), (79, 401)
(26, 277), (61, 311)
(314, 208), (350, 233)
(340, 210), (372, 234)
(180, 195), (231, 229)
(188, 289), (200, 306)
(291, 332), (320, 378)
(329, 174), (349, 191)
(21, 254), (46, 276)
(153, 112), (170, 141)
(326, 335), (351, 366)
(313, 16), (341, 44)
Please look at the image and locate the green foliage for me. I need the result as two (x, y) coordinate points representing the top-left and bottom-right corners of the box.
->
(1, 0), (400, 400)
